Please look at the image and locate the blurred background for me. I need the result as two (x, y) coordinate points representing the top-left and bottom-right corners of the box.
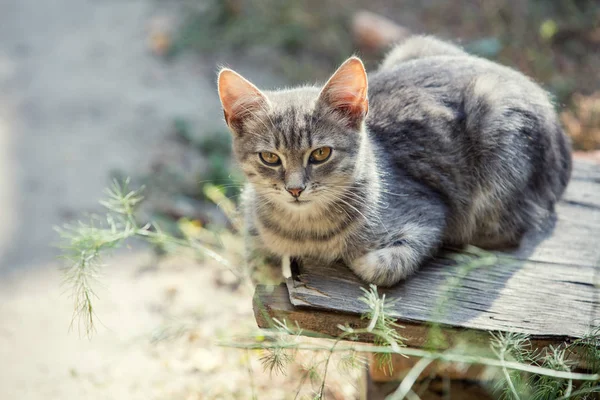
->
(0, 0), (598, 399)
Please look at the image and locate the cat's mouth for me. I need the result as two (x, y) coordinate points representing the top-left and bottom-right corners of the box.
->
(289, 199), (310, 205)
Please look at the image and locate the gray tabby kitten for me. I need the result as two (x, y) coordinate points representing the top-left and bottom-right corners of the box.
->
(217, 36), (572, 287)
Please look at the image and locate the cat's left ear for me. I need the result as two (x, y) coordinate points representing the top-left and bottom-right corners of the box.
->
(318, 57), (369, 129)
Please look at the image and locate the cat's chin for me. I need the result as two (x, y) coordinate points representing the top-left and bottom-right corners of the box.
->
(288, 199), (311, 206)
(277, 198), (314, 211)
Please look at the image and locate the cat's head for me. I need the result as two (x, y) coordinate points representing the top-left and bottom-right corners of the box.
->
(217, 57), (369, 211)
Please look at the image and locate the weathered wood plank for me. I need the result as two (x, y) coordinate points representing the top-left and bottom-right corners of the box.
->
(254, 284), (588, 349)
(514, 202), (600, 266)
(570, 160), (600, 182)
(562, 179), (600, 209)
(255, 284), (484, 348)
(287, 257), (598, 337)
(280, 161), (600, 340)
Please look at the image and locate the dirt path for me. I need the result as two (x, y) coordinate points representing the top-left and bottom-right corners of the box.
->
(0, 0), (223, 272)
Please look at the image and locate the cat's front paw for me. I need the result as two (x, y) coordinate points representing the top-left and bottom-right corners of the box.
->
(349, 246), (420, 287)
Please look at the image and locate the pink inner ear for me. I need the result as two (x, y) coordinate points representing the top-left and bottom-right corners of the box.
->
(320, 58), (369, 119)
(218, 69), (267, 127)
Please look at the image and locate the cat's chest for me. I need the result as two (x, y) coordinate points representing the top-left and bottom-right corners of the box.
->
(252, 209), (364, 260)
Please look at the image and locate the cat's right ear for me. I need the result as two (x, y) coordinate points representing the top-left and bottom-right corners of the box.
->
(218, 68), (268, 134)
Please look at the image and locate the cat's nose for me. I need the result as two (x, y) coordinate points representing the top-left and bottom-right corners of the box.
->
(286, 186), (304, 198)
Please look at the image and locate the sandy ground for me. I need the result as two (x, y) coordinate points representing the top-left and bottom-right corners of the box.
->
(0, 253), (361, 399)
(0, 249), (338, 399)
(0, 0), (338, 399)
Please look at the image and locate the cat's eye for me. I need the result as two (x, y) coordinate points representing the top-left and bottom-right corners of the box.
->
(259, 151), (281, 166)
(309, 147), (332, 164)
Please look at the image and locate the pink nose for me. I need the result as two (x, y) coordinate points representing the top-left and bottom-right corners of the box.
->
(286, 187), (304, 198)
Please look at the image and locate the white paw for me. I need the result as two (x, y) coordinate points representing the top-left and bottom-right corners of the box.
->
(349, 247), (418, 287)
(281, 255), (291, 279)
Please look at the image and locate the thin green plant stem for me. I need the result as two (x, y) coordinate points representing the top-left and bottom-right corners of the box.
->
(555, 384), (600, 400)
(318, 338), (343, 399)
(564, 378), (573, 399)
(497, 346), (521, 400)
(293, 369), (311, 400)
(386, 356), (435, 400)
(558, 352), (574, 399)
(366, 294), (381, 332)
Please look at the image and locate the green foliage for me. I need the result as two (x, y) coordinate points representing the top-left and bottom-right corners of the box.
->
(260, 346), (294, 376)
(57, 178), (243, 336)
(491, 332), (536, 399)
(359, 284), (406, 375)
(489, 330), (600, 400)
(57, 179), (144, 337)
(572, 325), (600, 374)
(337, 350), (366, 375)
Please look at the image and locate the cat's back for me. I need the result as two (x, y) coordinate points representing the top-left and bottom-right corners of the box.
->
(366, 51), (569, 184)
(365, 46), (572, 245)
(365, 53), (565, 180)
(367, 54), (551, 123)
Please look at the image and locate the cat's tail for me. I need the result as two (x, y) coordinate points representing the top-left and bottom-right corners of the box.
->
(379, 35), (468, 71)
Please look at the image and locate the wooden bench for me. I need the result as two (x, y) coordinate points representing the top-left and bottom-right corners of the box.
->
(252, 160), (600, 398)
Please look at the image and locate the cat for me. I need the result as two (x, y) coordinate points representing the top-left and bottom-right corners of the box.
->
(217, 35), (572, 287)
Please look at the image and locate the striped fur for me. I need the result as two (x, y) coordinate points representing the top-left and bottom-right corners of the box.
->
(218, 36), (572, 287)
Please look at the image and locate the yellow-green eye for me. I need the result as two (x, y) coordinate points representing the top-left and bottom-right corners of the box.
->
(309, 147), (332, 164)
(259, 152), (281, 166)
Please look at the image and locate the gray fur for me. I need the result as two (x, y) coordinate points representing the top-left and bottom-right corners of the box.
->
(225, 36), (572, 286)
